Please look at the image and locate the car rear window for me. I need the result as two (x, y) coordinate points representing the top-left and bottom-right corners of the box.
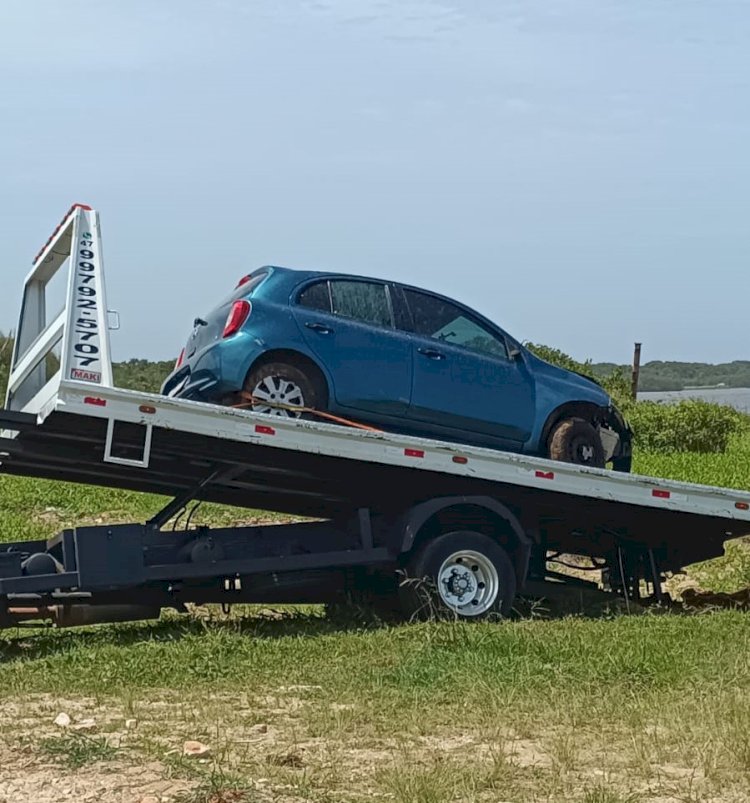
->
(228, 270), (269, 302)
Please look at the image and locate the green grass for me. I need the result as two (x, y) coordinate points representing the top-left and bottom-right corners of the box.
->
(0, 474), (286, 545)
(37, 731), (119, 769)
(3, 610), (749, 800)
(634, 433), (750, 490)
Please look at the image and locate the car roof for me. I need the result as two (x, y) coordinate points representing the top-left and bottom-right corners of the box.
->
(260, 265), (512, 340)
(262, 265), (431, 297)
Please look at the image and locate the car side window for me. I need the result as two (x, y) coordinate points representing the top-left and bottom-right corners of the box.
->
(329, 281), (393, 328)
(403, 289), (508, 359)
(297, 281), (332, 313)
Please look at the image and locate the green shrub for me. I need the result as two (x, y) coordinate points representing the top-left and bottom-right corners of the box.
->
(629, 399), (749, 454)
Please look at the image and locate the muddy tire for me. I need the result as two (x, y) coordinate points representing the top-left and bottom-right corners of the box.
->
(244, 361), (324, 418)
(399, 531), (517, 620)
(548, 417), (605, 468)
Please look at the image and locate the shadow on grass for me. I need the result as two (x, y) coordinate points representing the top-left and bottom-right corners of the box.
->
(0, 584), (692, 664)
(0, 604), (392, 662)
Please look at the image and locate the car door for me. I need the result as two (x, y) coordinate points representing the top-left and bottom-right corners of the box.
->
(401, 287), (535, 446)
(291, 278), (412, 416)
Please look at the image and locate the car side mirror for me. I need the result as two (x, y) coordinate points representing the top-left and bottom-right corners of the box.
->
(508, 346), (522, 361)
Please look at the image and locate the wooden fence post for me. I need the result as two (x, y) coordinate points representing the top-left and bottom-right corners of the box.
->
(631, 343), (642, 401)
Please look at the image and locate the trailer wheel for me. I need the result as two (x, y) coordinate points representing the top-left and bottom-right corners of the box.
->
(400, 531), (516, 619)
(245, 361), (322, 418)
(548, 417), (605, 468)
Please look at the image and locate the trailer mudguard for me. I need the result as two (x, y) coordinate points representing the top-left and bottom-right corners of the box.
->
(396, 495), (532, 587)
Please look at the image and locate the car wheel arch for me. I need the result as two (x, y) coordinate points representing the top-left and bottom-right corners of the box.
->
(244, 349), (331, 408)
(540, 401), (606, 452)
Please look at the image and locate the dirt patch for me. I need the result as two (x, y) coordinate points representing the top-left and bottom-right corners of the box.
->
(0, 692), (748, 803)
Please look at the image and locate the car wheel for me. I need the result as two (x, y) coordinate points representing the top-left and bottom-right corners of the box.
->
(399, 531), (517, 620)
(548, 417), (605, 468)
(244, 361), (323, 418)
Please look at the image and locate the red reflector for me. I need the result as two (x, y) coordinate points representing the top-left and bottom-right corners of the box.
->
(236, 275), (252, 288)
(139, 405), (156, 414)
(405, 448), (424, 458)
(175, 348), (185, 369)
(84, 396), (106, 407)
(736, 502), (749, 510)
(223, 300), (251, 338)
(535, 471), (555, 480)
(652, 489), (671, 499)
(452, 456), (468, 464)
(255, 424), (276, 435)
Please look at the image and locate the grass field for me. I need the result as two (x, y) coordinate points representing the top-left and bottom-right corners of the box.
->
(0, 439), (749, 802)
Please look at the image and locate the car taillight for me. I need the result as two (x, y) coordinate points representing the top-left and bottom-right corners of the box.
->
(236, 275), (252, 288)
(175, 348), (185, 369)
(222, 300), (251, 338)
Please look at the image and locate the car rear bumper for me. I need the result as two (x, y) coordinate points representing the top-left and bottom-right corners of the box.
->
(161, 366), (221, 401)
(160, 335), (261, 402)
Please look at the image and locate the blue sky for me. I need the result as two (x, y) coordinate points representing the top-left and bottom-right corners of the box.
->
(1, 0), (748, 364)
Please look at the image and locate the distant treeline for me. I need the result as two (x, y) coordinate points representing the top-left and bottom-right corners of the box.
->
(589, 361), (750, 392)
(0, 329), (748, 401)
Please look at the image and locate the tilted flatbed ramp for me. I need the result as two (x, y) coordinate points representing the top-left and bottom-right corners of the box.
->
(0, 205), (747, 626)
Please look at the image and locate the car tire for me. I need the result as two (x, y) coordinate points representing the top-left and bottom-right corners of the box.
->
(399, 530), (517, 620)
(548, 417), (605, 468)
(244, 361), (323, 418)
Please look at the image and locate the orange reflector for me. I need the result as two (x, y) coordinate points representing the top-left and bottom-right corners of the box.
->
(652, 489), (670, 499)
(535, 470), (554, 480)
(255, 424), (275, 436)
(83, 396), (106, 407)
(404, 448), (424, 458)
(139, 405), (156, 414)
(452, 456), (468, 464)
(736, 502), (749, 510)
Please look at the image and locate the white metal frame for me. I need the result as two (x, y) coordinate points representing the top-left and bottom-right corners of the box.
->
(7, 206), (750, 526)
(6, 204), (112, 414)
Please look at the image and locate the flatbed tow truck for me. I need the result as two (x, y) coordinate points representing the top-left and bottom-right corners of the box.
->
(0, 204), (748, 629)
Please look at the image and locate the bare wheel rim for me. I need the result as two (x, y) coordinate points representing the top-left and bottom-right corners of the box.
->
(571, 436), (596, 464)
(251, 375), (305, 418)
(436, 549), (499, 616)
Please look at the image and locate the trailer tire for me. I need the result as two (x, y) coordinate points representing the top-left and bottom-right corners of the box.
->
(548, 417), (605, 468)
(399, 531), (516, 620)
(245, 361), (323, 418)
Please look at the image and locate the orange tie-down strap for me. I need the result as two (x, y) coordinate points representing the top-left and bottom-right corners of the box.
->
(231, 390), (383, 433)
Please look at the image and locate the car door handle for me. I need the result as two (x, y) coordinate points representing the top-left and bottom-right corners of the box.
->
(417, 347), (445, 360)
(305, 321), (333, 334)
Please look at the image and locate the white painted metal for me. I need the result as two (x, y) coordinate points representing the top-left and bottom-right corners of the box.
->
(6, 205), (112, 413)
(51, 382), (750, 524)
(103, 418), (154, 468)
(7, 205), (750, 528)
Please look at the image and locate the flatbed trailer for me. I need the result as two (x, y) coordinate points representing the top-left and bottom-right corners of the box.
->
(0, 205), (748, 628)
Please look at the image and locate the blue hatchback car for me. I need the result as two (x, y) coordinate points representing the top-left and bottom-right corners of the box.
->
(162, 267), (632, 471)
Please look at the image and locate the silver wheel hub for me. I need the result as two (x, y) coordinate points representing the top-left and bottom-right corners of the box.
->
(251, 376), (305, 418)
(437, 549), (500, 616)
